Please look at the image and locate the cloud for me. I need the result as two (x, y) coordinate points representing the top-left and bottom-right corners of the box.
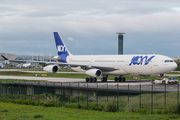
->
(67, 37), (74, 41)
(0, 0), (180, 57)
(172, 7), (180, 12)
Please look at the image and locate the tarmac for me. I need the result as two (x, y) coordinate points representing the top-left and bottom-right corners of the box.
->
(0, 69), (179, 92)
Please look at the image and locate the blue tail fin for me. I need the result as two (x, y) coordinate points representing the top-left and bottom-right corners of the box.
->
(53, 32), (71, 62)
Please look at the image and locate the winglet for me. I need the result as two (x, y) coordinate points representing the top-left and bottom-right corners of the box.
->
(1, 55), (9, 60)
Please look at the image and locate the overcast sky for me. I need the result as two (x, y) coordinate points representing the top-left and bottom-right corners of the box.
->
(0, 0), (180, 57)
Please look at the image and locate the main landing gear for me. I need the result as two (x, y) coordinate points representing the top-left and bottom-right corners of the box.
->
(85, 75), (108, 82)
(114, 75), (126, 82)
(101, 75), (108, 82)
(86, 77), (97, 82)
(85, 75), (126, 83)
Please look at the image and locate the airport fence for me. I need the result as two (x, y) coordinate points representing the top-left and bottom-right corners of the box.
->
(0, 81), (179, 113)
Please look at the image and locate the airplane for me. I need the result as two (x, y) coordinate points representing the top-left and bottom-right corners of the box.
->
(41, 32), (178, 82)
(17, 62), (31, 68)
(1, 55), (33, 68)
(2, 32), (178, 82)
(0, 63), (3, 68)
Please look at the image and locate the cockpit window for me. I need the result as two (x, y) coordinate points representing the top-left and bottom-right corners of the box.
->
(164, 60), (174, 62)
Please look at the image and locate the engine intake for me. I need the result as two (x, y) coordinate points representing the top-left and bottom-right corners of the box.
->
(85, 69), (102, 77)
(43, 65), (58, 73)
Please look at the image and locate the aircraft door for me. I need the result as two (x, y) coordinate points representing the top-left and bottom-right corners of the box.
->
(152, 57), (159, 74)
(153, 57), (159, 66)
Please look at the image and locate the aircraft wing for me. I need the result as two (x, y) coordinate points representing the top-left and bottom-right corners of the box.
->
(90, 65), (119, 71)
(1, 55), (119, 71)
(54, 62), (120, 71)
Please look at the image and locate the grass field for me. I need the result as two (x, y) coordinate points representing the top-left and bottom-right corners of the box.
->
(1, 90), (179, 112)
(0, 102), (180, 120)
(167, 72), (180, 75)
(0, 70), (180, 119)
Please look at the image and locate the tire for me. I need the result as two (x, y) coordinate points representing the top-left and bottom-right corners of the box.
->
(90, 77), (93, 82)
(94, 78), (97, 82)
(162, 81), (165, 84)
(101, 77), (107, 82)
(104, 77), (107, 82)
(119, 77), (122, 82)
(114, 77), (118, 82)
(122, 77), (126, 82)
(86, 78), (89, 82)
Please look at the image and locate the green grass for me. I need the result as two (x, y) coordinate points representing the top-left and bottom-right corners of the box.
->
(1, 86), (180, 111)
(1, 81), (180, 119)
(0, 79), (41, 82)
(0, 102), (180, 120)
(167, 72), (180, 74)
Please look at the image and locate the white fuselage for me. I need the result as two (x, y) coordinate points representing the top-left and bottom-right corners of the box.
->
(66, 54), (177, 76)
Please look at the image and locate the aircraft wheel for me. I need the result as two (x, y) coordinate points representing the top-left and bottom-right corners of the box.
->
(114, 77), (118, 82)
(104, 77), (107, 82)
(101, 77), (107, 82)
(162, 81), (165, 84)
(119, 77), (122, 82)
(122, 77), (126, 82)
(90, 77), (93, 82)
(94, 77), (97, 82)
(86, 78), (90, 82)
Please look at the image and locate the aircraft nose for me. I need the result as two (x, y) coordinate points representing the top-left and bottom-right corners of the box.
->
(172, 62), (178, 71)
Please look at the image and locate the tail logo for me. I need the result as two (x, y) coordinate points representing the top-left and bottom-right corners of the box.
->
(57, 45), (67, 52)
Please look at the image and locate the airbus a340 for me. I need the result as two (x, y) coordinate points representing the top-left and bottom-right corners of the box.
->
(44, 32), (177, 82)
(2, 32), (177, 82)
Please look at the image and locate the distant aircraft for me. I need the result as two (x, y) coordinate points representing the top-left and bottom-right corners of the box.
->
(1, 55), (32, 68)
(0, 63), (3, 68)
(17, 63), (31, 68)
(2, 32), (177, 82)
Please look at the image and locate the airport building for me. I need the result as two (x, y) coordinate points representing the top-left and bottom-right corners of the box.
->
(0, 53), (55, 68)
(0, 53), (22, 68)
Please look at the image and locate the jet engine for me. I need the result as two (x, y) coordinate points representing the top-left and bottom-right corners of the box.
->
(43, 65), (58, 73)
(85, 69), (102, 77)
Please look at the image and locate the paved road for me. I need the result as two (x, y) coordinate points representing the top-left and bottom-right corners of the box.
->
(0, 75), (179, 92)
